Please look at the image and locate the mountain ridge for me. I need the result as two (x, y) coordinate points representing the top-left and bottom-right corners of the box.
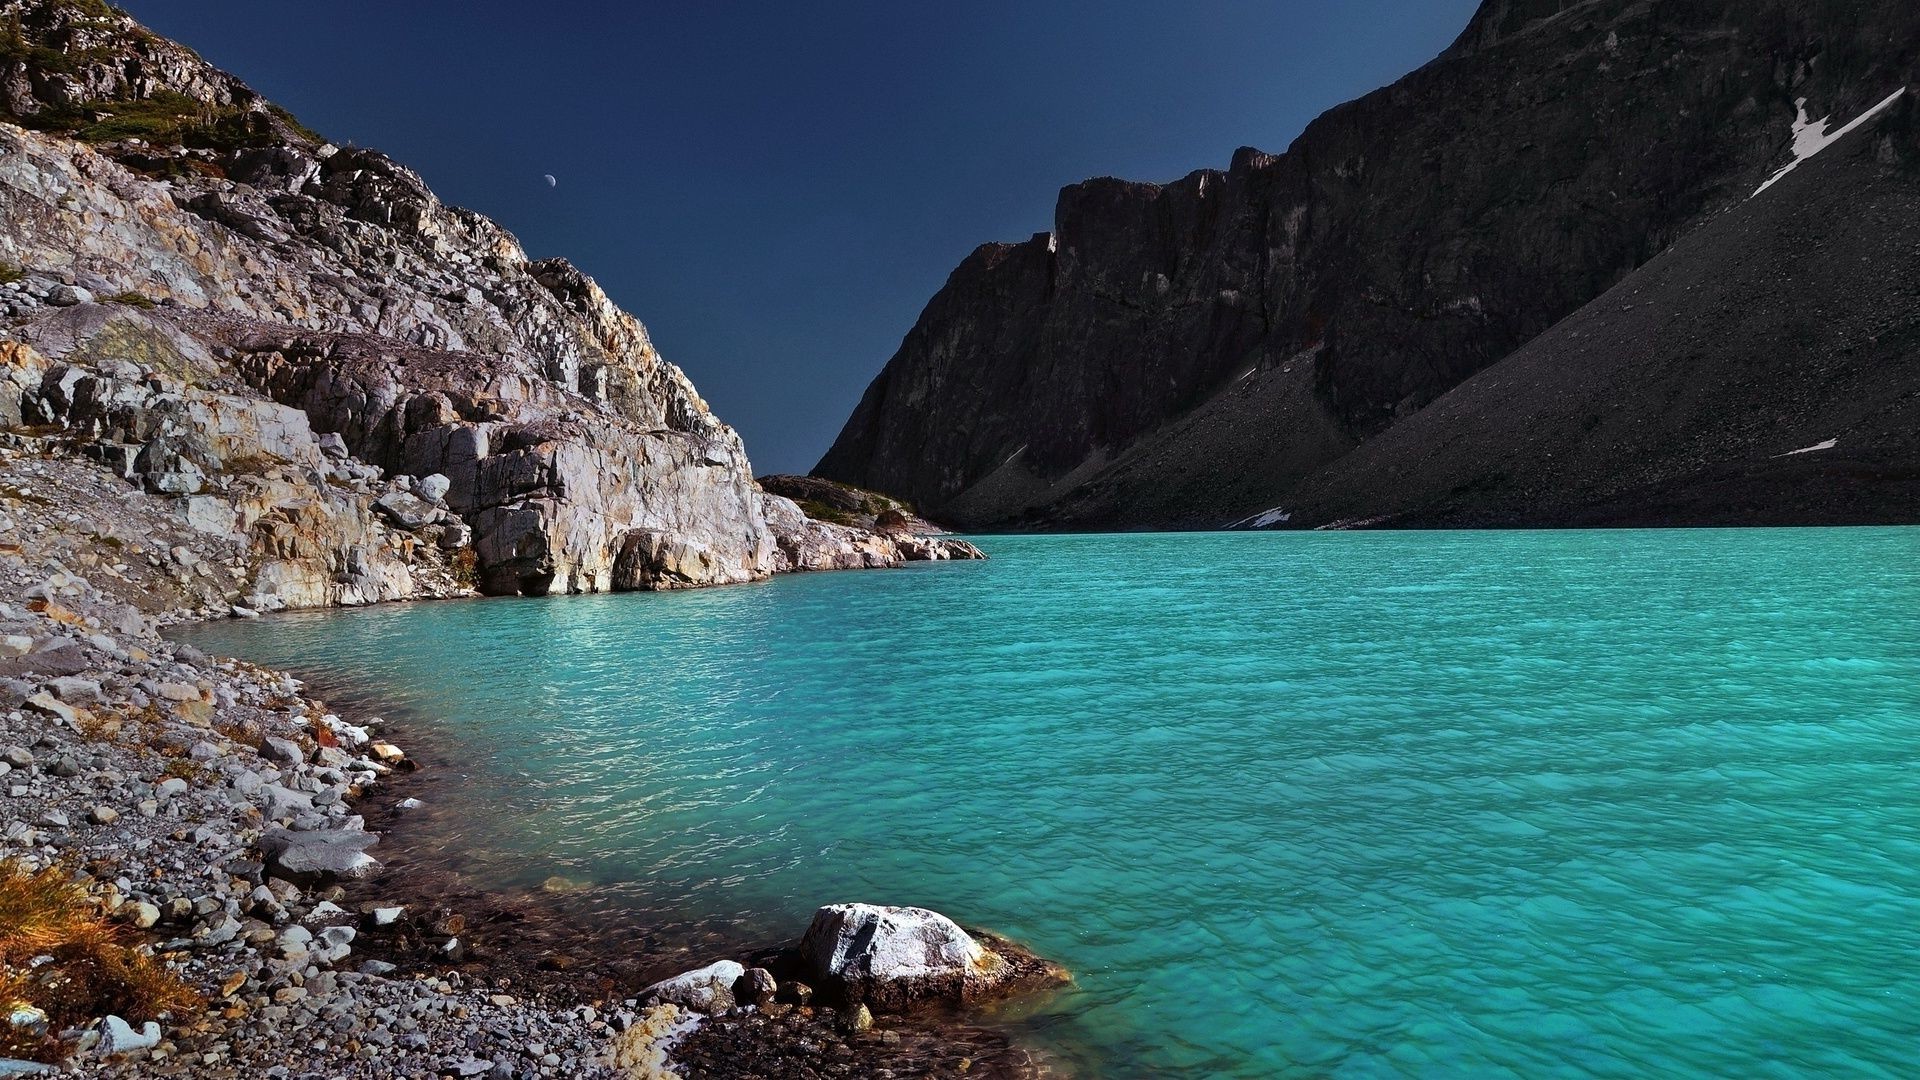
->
(815, 0), (1920, 530)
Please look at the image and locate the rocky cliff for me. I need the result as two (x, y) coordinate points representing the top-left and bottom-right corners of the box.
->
(815, 0), (1920, 530)
(1273, 94), (1920, 529)
(0, 0), (974, 612)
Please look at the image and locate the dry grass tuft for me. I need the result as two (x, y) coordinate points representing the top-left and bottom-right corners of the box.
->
(0, 859), (199, 1062)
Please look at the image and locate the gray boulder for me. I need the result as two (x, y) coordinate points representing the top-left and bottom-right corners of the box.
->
(258, 826), (380, 882)
(46, 284), (93, 307)
(373, 490), (438, 531)
(259, 783), (313, 822)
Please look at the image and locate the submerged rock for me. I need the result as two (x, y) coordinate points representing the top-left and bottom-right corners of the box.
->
(797, 903), (1065, 1012)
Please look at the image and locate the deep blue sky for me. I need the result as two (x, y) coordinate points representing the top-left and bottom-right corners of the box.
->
(117, 1), (1479, 474)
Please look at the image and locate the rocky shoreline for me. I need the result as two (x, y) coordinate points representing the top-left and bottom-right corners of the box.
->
(0, 438), (1063, 1078)
(0, 4), (1041, 1073)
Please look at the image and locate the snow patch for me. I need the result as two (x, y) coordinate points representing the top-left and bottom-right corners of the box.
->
(1753, 89), (1906, 198)
(1229, 505), (1292, 529)
(1775, 437), (1838, 458)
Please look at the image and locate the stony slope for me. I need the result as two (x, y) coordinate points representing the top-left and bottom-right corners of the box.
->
(0, 0), (973, 610)
(815, 0), (1920, 529)
(1269, 95), (1920, 529)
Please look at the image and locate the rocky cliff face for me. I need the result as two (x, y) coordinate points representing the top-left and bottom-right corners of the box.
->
(816, 0), (1920, 529)
(1273, 95), (1920, 529)
(0, 0), (968, 608)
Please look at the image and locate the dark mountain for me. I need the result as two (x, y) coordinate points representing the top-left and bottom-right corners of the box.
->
(814, 0), (1920, 530)
(1278, 102), (1920, 529)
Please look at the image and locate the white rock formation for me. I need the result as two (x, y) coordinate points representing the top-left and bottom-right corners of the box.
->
(798, 903), (1011, 1011)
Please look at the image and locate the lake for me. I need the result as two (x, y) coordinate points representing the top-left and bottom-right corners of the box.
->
(175, 529), (1920, 1077)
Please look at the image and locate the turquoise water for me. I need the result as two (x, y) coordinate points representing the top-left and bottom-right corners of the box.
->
(176, 530), (1920, 1077)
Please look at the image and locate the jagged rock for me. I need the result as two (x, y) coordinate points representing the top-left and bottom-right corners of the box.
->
(639, 960), (744, 1014)
(416, 473), (451, 503)
(756, 493), (983, 573)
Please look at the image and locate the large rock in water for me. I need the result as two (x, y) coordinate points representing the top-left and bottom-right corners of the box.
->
(798, 903), (1051, 1012)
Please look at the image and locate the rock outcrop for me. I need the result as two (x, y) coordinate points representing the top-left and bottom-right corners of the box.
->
(0, 0), (955, 607)
(816, 0), (1920, 530)
(759, 492), (984, 574)
(797, 903), (1064, 1012)
(5, 304), (468, 612)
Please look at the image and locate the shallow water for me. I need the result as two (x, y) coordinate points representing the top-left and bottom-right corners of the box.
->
(176, 529), (1920, 1077)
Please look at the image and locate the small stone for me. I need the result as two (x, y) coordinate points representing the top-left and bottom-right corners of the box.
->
(154, 682), (202, 702)
(843, 1003), (874, 1033)
(738, 967), (778, 1007)
(24, 692), (81, 726)
(129, 902), (161, 929)
(89, 805), (119, 825)
(261, 737), (304, 768)
(96, 1015), (161, 1055)
(641, 960), (745, 1014)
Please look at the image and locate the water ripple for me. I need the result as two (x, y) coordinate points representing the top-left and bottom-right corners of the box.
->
(177, 529), (1920, 1078)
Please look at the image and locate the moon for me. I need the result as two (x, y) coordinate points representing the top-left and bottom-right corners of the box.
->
(543, 174), (557, 188)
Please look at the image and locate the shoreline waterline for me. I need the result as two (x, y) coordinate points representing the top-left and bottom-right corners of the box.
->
(166, 582), (1072, 1077)
(174, 528), (1920, 1077)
